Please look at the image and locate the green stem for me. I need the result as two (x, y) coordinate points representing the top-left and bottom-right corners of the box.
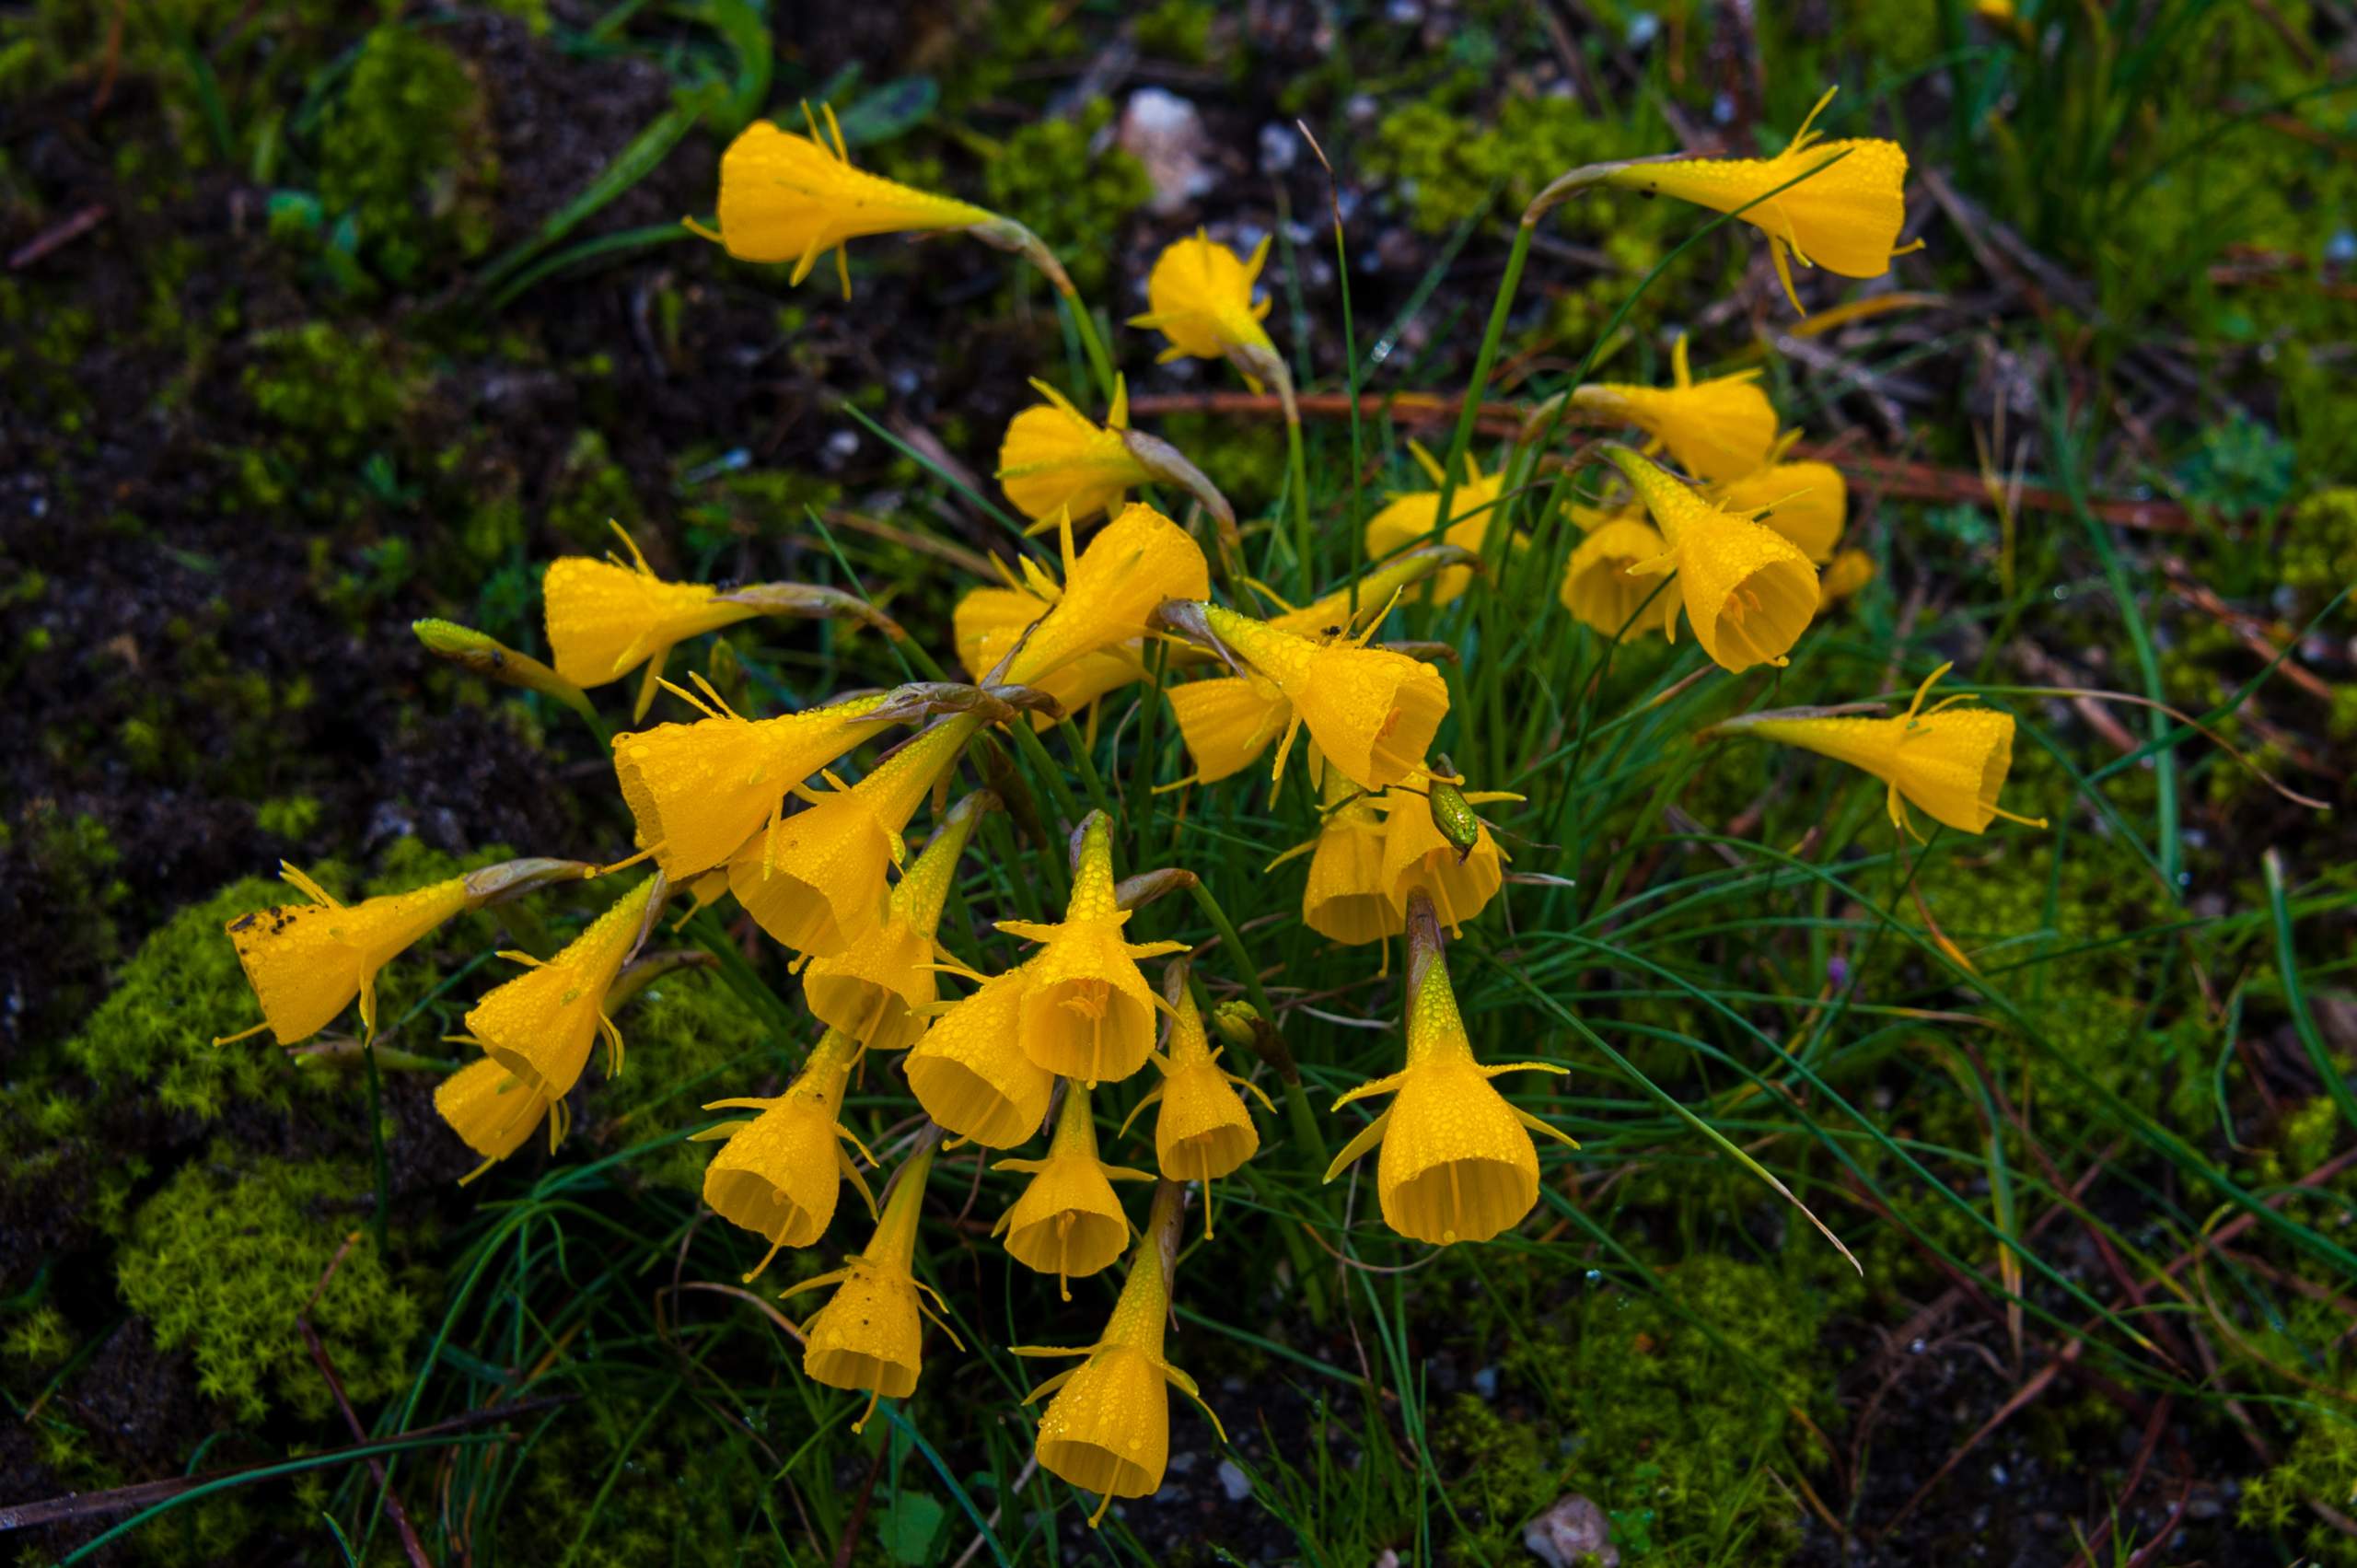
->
(1424, 219), (1534, 561)
(1284, 410), (1315, 597)
(1185, 881), (1327, 1170)
(1061, 287), (1120, 408)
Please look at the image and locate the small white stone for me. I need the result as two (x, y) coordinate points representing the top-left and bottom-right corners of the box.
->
(1120, 87), (1218, 215)
(1216, 1458), (1252, 1501)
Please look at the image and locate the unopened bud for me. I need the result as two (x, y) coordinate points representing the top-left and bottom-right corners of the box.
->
(413, 619), (597, 721)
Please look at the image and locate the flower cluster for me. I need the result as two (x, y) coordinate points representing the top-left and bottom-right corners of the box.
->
(205, 87), (2041, 1527)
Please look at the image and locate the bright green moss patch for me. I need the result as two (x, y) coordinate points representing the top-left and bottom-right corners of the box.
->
(116, 1143), (428, 1422)
(597, 970), (772, 1190)
(317, 23), (498, 287)
(980, 99), (1151, 295)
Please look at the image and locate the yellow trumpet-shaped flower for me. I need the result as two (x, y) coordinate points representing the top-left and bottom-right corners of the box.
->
(804, 790), (994, 1054)
(904, 964), (1054, 1148)
(1016, 1183), (1225, 1527)
(1606, 446), (1819, 673)
(433, 1056), (563, 1178)
(222, 855), (594, 1046)
(710, 105), (993, 293)
(465, 876), (664, 1101)
(1129, 231), (1278, 388)
(727, 714), (981, 958)
(782, 1141), (960, 1433)
(1714, 458), (1848, 563)
(1361, 444), (1510, 604)
(997, 377), (1152, 527)
(1378, 767), (1514, 936)
(1817, 547), (1875, 609)
(1602, 87), (1910, 312)
(1157, 601), (1449, 796)
(955, 503), (1211, 723)
(545, 526), (899, 720)
(691, 1027), (878, 1279)
(1559, 515), (1671, 639)
(1268, 768), (1402, 947)
(993, 1086), (1154, 1300)
(1161, 671), (1292, 786)
(1324, 893), (1573, 1246)
(1709, 662), (2046, 839)
(1568, 333), (1780, 483)
(997, 814), (1187, 1086)
(612, 690), (899, 880)
(1121, 981), (1271, 1237)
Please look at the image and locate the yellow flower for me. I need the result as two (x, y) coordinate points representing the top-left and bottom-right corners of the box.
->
(1377, 767), (1513, 936)
(1269, 768), (1401, 947)
(612, 690), (900, 881)
(691, 1027), (877, 1279)
(224, 865), (469, 1046)
(993, 1086), (1154, 1300)
(1602, 87), (1910, 312)
(545, 526), (898, 720)
(1129, 231), (1278, 389)
(1568, 333), (1779, 483)
(1714, 459), (1848, 563)
(1606, 446), (1819, 673)
(1709, 662), (2047, 839)
(781, 1142), (960, 1433)
(997, 377), (1152, 527)
(1817, 547), (1875, 608)
(1260, 544), (1477, 640)
(1324, 892), (1573, 1246)
(727, 714), (981, 958)
(1016, 1185), (1225, 1526)
(1122, 981), (1271, 1237)
(1361, 444), (1510, 604)
(955, 503), (1211, 723)
(804, 790), (995, 1054)
(996, 814), (1188, 1086)
(432, 1056), (563, 1179)
(1559, 515), (1671, 639)
(904, 964), (1054, 1148)
(1161, 671), (1293, 786)
(464, 876), (663, 1101)
(710, 106), (993, 295)
(221, 855), (593, 1045)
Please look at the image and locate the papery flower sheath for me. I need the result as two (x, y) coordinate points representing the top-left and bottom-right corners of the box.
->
(544, 525), (898, 719)
(1559, 515), (1671, 639)
(904, 964), (1054, 1148)
(804, 790), (995, 1054)
(1016, 1183), (1225, 1527)
(1708, 662), (2046, 839)
(222, 856), (594, 1045)
(1715, 457), (1848, 563)
(1155, 600), (1449, 796)
(1602, 87), (1910, 312)
(997, 814), (1187, 1086)
(613, 691), (900, 880)
(997, 377), (1152, 527)
(1568, 334), (1780, 483)
(993, 1085), (1153, 1299)
(1606, 446), (1819, 673)
(692, 1027), (877, 1278)
(1324, 893), (1573, 1246)
(1122, 980), (1271, 1237)
(728, 714), (981, 958)
(463, 876), (663, 1101)
(711, 105), (993, 293)
(782, 1140), (960, 1432)
(1129, 231), (1280, 390)
(1360, 444), (1510, 604)
(433, 1056), (563, 1179)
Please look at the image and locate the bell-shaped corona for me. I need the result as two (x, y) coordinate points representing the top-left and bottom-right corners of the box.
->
(1568, 335), (1778, 484)
(692, 1028), (878, 1278)
(804, 791), (994, 1054)
(1559, 515), (1671, 639)
(464, 876), (664, 1101)
(1607, 447), (1818, 673)
(993, 1086), (1153, 1299)
(996, 378), (1151, 526)
(904, 965), (1055, 1148)
(1360, 444), (1509, 604)
(997, 814), (1187, 1086)
(1323, 894), (1573, 1246)
(1122, 981), (1271, 1237)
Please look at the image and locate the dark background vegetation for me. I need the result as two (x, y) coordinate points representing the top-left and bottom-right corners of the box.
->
(3, 1), (2354, 1564)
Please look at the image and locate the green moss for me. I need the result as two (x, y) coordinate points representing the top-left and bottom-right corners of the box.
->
(4, 1307), (71, 1368)
(2281, 487), (2357, 599)
(979, 99), (1151, 294)
(549, 428), (644, 548)
(1367, 92), (1646, 237)
(239, 319), (420, 470)
(64, 877), (295, 1120)
(595, 970), (770, 1190)
(1136, 0), (1215, 64)
(496, 1388), (769, 1566)
(316, 23), (498, 287)
(256, 794), (324, 841)
(116, 1143), (429, 1422)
